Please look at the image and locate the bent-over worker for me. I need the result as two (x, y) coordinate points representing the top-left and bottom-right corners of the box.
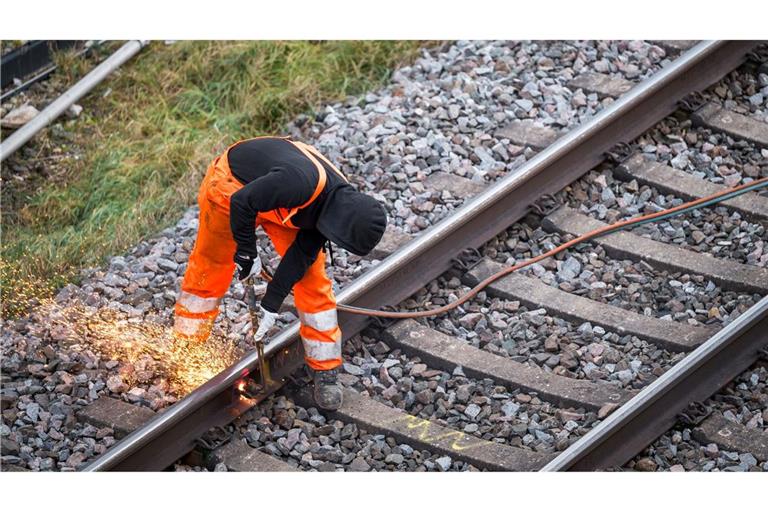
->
(174, 136), (387, 410)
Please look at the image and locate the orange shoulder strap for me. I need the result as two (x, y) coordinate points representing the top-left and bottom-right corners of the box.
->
(298, 142), (349, 183)
(287, 140), (327, 209)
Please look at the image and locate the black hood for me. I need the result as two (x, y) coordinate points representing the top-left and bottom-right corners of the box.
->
(317, 186), (387, 256)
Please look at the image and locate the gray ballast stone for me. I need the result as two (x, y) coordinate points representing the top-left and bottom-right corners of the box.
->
(0, 104), (40, 129)
(213, 439), (298, 472)
(381, 319), (632, 411)
(76, 396), (156, 439)
(692, 414), (768, 462)
(543, 206), (768, 295)
(425, 172), (487, 198)
(1, 464), (31, 472)
(292, 387), (551, 471)
(495, 120), (559, 150)
(370, 225), (414, 260)
(568, 72), (634, 99)
(692, 103), (768, 148)
(648, 40), (698, 54)
(617, 154), (768, 221)
(466, 259), (714, 352)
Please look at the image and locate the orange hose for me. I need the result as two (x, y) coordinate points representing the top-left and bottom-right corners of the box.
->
(264, 176), (768, 319)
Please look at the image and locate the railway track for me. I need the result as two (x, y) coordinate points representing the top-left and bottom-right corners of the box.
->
(61, 40), (766, 472)
(2, 40), (766, 472)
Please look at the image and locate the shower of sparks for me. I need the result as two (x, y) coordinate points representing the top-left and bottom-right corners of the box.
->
(40, 300), (243, 395)
(1, 258), (73, 318)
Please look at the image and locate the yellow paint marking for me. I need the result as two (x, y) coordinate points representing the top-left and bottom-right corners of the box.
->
(398, 415), (491, 451)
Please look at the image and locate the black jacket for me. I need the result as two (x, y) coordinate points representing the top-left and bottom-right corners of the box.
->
(228, 138), (386, 313)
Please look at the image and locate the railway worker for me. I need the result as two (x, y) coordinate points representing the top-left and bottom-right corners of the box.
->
(173, 136), (387, 410)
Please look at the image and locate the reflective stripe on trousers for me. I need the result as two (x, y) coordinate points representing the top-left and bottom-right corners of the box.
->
(174, 291), (220, 341)
(298, 307), (338, 332)
(177, 291), (221, 314)
(173, 315), (214, 338)
(302, 331), (342, 361)
(298, 307), (341, 370)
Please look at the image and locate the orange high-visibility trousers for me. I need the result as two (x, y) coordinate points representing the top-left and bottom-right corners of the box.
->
(174, 143), (342, 371)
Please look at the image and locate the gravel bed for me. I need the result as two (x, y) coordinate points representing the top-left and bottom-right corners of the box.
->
(172, 464), (210, 471)
(701, 64), (768, 124)
(624, 363), (767, 472)
(400, 276), (685, 389)
(635, 121), (768, 188)
(228, 390), (475, 472)
(339, 333), (595, 454)
(708, 364), (768, 434)
(480, 221), (760, 326)
(557, 168), (768, 267)
(0, 367), (119, 472)
(0, 311), (146, 471)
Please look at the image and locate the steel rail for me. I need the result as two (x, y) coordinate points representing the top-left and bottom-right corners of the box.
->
(82, 40), (757, 471)
(541, 295), (768, 471)
(0, 40), (148, 162)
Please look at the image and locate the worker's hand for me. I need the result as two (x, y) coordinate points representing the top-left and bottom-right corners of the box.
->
(254, 306), (279, 342)
(235, 252), (263, 282)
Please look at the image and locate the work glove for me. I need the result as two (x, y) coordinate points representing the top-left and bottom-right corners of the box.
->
(254, 306), (279, 342)
(234, 252), (262, 282)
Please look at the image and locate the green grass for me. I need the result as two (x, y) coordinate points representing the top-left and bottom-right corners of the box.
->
(1, 40), (427, 317)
